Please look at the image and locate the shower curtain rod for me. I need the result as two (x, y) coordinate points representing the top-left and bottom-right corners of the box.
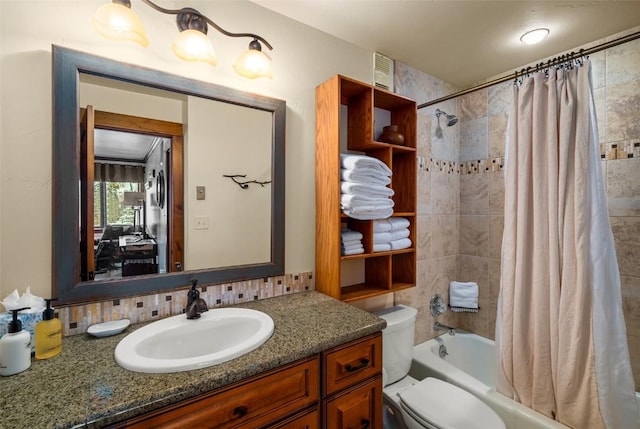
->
(417, 30), (640, 110)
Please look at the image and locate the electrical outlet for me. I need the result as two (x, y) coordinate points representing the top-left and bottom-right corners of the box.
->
(194, 216), (209, 230)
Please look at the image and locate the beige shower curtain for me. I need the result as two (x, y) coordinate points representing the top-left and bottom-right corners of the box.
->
(496, 61), (638, 428)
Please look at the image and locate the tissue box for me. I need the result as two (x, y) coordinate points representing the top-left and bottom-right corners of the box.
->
(0, 310), (42, 354)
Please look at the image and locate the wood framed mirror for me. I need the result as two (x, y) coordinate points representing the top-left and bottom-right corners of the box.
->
(53, 46), (285, 305)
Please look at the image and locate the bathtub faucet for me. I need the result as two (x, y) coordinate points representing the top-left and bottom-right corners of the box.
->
(433, 321), (456, 336)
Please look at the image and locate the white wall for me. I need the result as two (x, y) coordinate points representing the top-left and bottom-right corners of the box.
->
(0, 0), (372, 299)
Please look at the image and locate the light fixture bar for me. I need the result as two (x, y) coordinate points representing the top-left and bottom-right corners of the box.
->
(138, 0), (273, 50)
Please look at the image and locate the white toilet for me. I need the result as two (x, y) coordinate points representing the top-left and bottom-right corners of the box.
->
(374, 305), (506, 429)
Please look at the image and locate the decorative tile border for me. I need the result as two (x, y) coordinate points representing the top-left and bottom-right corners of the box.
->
(422, 139), (638, 177)
(601, 140), (640, 160)
(57, 272), (314, 336)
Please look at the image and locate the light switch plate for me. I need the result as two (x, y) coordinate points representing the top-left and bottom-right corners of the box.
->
(196, 186), (206, 200)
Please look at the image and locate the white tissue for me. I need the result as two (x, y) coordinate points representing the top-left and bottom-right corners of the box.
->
(1, 287), (46, 313)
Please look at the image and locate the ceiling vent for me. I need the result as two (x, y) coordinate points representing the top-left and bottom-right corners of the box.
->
(373, 52), (394, 92)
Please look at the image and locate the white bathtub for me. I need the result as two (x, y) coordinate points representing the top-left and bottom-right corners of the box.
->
(408, 332), (590, 429)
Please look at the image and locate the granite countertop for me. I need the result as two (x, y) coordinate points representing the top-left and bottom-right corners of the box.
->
(0, 291), (386, 428)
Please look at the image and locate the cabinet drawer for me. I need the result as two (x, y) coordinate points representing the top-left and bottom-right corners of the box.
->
(324, 376), (383, 429)
(115, 357), (319, 429)
(270, 407), (319, 429)
(323, 333), (382, 397)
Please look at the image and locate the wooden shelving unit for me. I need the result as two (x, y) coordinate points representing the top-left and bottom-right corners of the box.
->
(315, 75), (417, 302)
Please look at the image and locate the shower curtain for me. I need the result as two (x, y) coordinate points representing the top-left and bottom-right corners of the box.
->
(495, 60), (638, 428)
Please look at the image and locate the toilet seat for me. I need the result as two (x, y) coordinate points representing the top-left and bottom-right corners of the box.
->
(399, 378), (506, 429)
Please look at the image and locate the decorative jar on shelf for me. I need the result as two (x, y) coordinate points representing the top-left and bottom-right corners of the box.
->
(378, 125), (405, 145)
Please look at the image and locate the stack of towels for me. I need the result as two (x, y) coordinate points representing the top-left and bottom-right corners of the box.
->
(341, 228), (364, 256)
(449, 281), (479, 313)
(340, 154), (394, 220)
(372, 217), (412, 252)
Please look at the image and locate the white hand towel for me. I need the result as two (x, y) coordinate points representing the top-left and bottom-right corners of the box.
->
(390, 238), (411, 250)
(373, 220), (392, 232)
(449, 281), (479, 311)
(340, 154), (392, 176)
(341, 229), (363, 241)
(341, 168), (391, 186)
(341, 193), (394, 210)
(341, 181), (394, 198)
(373, 232), (392, 244)
(388, 217), (410, 230)
(389, 228), (410, 241)
(342, 245), (365, 256)
(342, 207), (394, 220)
(373, 243), (391, 252)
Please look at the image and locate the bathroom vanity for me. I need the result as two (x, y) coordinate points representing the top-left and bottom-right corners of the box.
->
(0, 291), (384, 428)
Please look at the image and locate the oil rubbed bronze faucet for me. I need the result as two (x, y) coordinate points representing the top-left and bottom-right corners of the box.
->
(186, 279), (209, 319)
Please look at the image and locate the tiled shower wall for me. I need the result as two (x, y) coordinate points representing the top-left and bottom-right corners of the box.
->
(394, 29), (640, 391)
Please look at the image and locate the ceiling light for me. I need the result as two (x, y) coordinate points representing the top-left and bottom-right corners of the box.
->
(92, 0), (274, 78)
(520, 28), (550, 45)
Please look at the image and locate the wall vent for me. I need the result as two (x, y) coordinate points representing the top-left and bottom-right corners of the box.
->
(373, 52), (394, 92)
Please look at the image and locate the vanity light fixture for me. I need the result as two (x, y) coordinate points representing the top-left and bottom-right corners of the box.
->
(92, 0), (274, 79)
(520, 28), (550, 45)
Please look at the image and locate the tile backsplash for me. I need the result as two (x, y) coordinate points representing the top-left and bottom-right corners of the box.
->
(57, 272), (314, 336)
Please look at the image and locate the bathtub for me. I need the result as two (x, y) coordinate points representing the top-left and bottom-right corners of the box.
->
(408, 332), (639, 429)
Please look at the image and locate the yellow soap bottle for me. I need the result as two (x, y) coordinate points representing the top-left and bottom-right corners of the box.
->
(35, 298), (62, 360)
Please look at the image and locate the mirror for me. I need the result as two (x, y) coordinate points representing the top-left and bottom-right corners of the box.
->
(53, 45), (286, 305)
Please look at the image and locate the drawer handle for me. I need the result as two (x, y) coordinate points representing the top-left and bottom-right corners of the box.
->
(349, 419), (370, 429)
(233, 405), (248, 418)
(345, 358), (369, 372)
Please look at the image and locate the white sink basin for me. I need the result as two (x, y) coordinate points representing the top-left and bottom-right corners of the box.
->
(114, 308), (274, 373)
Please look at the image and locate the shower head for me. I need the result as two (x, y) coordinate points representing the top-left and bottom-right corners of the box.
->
(435, 109), (458, 126)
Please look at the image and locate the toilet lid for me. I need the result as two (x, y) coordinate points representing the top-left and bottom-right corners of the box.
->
(399, 378), (505, 429)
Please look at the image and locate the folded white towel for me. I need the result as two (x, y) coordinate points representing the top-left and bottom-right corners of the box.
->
(341, 181), (394, 198)
(373, 232), (392, 244)
(389, 228), (410, 241)
(342, 246), (365, 256)
(390, 237), (411, 250)
(341, 193), (394, 210)
(340, 154), (392, 176)
(342, 207), (394, 220)
(341, 241), (363, 251)
(373, 243), (391, 252)
(373, 220), (392, 232)
(388, 217), (410, 230)
(449, 281), (479, 310)
(341, 229), (363, 241)
(341, 168), (391, 186)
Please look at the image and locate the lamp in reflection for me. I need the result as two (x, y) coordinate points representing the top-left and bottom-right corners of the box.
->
(92, 0), (273, 78)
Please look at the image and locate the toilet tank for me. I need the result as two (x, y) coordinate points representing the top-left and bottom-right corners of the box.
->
(374, 305), (417, 385)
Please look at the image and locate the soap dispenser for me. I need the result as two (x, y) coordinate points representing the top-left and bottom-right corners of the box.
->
(0, 307), (32, 376)
(35, 298), (62, 360)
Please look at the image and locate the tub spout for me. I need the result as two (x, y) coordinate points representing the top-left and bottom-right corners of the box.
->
(433, 321), (456, 336)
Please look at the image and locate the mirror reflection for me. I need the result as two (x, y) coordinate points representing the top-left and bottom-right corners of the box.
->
(53, 46), (285, 304)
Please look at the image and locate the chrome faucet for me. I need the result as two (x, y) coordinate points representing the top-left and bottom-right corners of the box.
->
(186, 279), (208, 319)
(433, 321), (456, 336)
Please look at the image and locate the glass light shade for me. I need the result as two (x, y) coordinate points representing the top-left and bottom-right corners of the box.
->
(520, 28), (550, 45)
(233, 48), (273, 79)
(172, 29), (217, 66)
(92, 2), (149, 47)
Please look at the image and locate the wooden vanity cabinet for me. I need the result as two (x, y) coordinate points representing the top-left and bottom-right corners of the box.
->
(322, 333), (383, 429)
(108, 357), (320, 429)
(107, 333), (382, 429)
